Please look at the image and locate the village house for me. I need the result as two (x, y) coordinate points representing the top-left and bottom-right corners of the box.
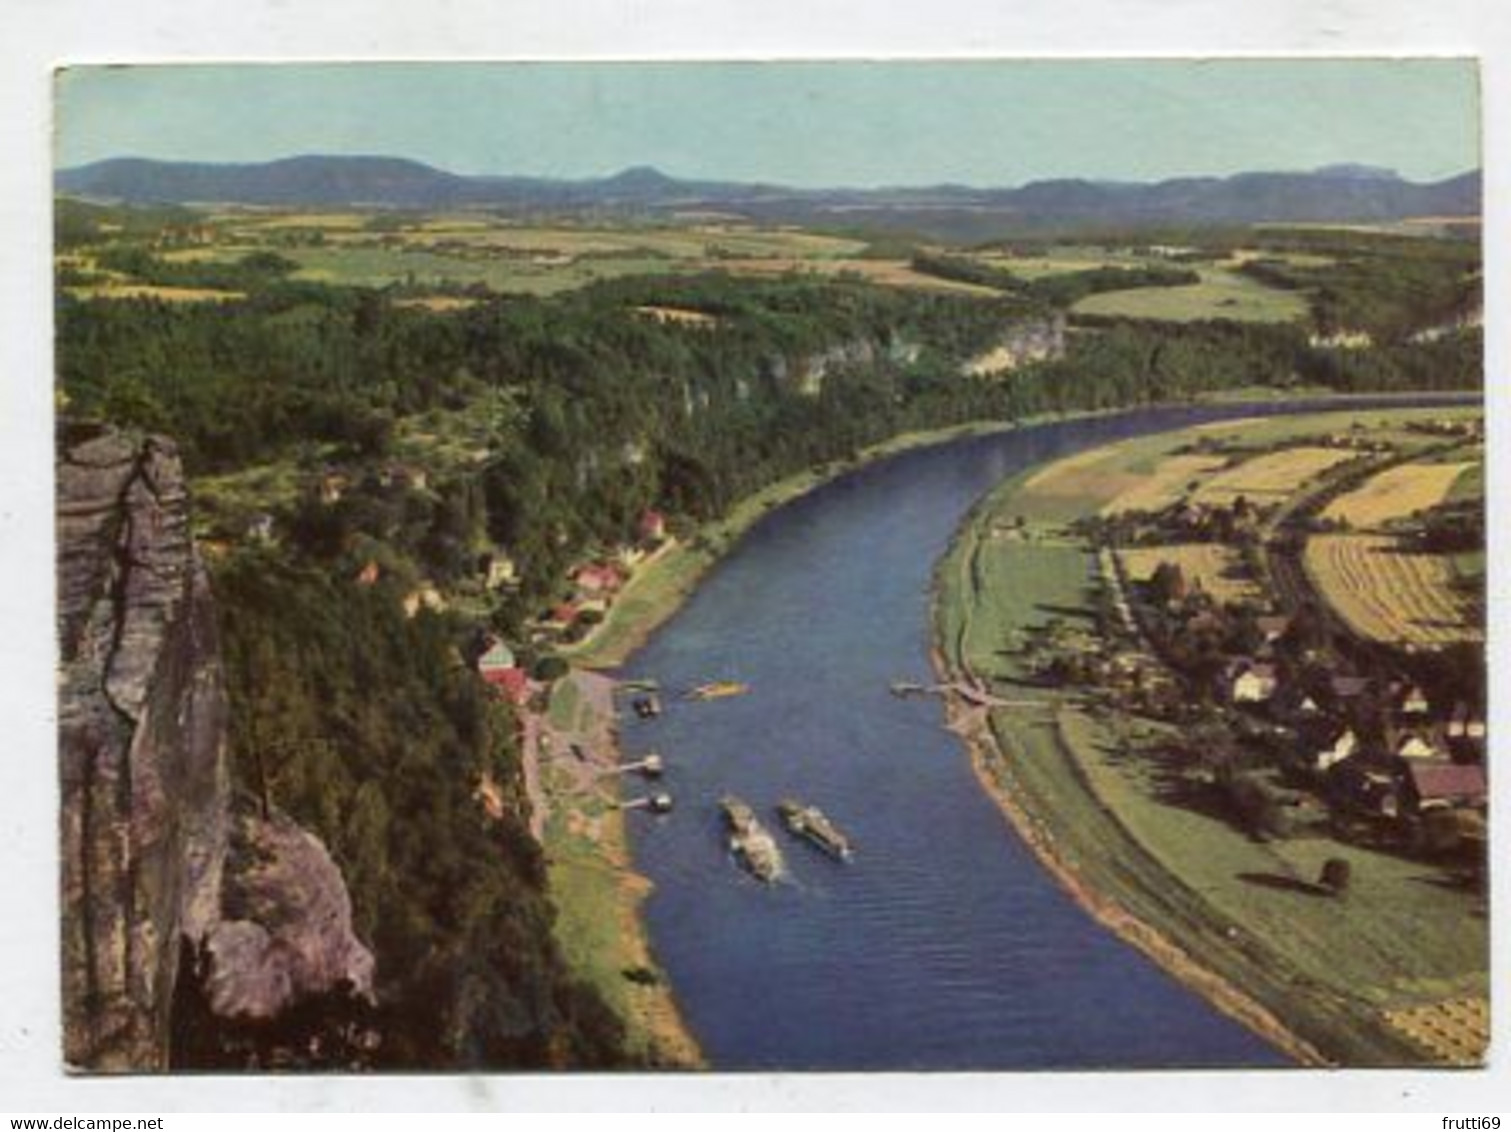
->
(1401, 761), (1487, 814)
(316, 470), (350, 505)
(1447, 701), (1487, 743)
(402, 583), (447, 619)
(1312, 725), (1358, 772)
(543, 600), (581, 632)
(476, 637), (516, 674)
(475, 637), (532, 707)
(1223, 658), (1279, 705)
(1255, 614), (1292, 646)
(1395, 683), (1431, 717)
(1391, 729), (1442, 762)
(572, 562), (624, 596)
(1327, 674), (1372, 707)
(481, 665), (532, 707)
(481, 551), (518, 589)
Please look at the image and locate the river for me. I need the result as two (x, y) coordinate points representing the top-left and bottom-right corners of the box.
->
(617, 396), (1471, 1070)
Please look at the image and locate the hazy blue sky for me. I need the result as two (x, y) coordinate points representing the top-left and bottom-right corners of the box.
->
(55, 60), (1479, 185)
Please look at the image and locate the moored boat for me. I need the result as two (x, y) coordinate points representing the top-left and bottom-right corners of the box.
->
(686, 681), (750, 701)
(720, 795), (784, 882)
(776, 799), (854, 861)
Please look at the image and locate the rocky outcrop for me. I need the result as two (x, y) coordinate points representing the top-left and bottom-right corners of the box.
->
(962, 314), (1067, 377)
(57, 424), (372, 1071)
(58, 425), (230, 1071)
(204, 804), (375, 1021)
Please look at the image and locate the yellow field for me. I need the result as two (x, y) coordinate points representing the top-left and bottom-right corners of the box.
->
(392, 295), (483, 312)
(1190, 446), (1356, 507)
(1100, 454), (1228, 515)
(1383, 997), (1488, 1065)
(1305, 534), (1480, 646)
(1119, 543), (1262, 605)
(1321, 461), (1477, 528)
(1020, 444), (1138, 508)
(67, 283), (245, 303)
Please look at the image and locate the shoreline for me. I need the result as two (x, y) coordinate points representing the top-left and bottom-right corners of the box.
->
(930, 648), (1328, 1067)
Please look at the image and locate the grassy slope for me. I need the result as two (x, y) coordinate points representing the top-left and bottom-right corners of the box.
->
(1072, 267), (1308, 323)
(935, 410), (1487, 1066)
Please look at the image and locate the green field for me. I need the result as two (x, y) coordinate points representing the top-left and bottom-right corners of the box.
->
(935, 411), (1487, 1065)
(1072, 266), (1309, 323)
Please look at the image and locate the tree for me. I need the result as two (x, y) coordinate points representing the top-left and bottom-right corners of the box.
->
(1319, 857), (1352, 896)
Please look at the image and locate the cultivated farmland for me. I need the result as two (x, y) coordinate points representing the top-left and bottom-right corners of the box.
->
(1321, 461), (1477, 527)
(1119, 543), (1262, 605)
(1072, 267), (1309, 323)
(1190, 446), (1358, 507)
(1303, 533), (1480, 646)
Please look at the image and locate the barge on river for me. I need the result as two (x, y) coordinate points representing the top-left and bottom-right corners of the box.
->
(776, 799), (854, 861)
(720, 795), (784, 882)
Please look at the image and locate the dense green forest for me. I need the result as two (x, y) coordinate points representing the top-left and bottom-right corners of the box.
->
(205, 551), (627, 1068)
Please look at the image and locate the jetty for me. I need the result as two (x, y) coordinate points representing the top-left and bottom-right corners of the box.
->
(889, 678), (1022, 709)
(604, 753), (665, 779)
(620, 792), (674, 814)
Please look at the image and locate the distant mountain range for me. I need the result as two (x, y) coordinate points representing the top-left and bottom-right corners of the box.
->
(56, 155), (1482, 237)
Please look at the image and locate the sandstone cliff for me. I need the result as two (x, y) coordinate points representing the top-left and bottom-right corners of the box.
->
(57, 425), (372, 1071)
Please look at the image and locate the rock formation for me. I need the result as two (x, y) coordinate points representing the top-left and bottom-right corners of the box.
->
(57, 424), (372, 1071)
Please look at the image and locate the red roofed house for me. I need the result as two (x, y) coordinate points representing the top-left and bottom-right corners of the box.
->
(1402, 761), (1487, 813)
(573, 562), (624, 595)
(482, 665), (532, 707)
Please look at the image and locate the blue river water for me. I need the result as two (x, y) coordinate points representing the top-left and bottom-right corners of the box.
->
(616, 397), (1468, 1071)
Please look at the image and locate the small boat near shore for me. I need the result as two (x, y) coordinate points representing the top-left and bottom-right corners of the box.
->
(776, 799), (855, 861)
(720, 795), (784, 882)
(686, 681), (750, 701)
